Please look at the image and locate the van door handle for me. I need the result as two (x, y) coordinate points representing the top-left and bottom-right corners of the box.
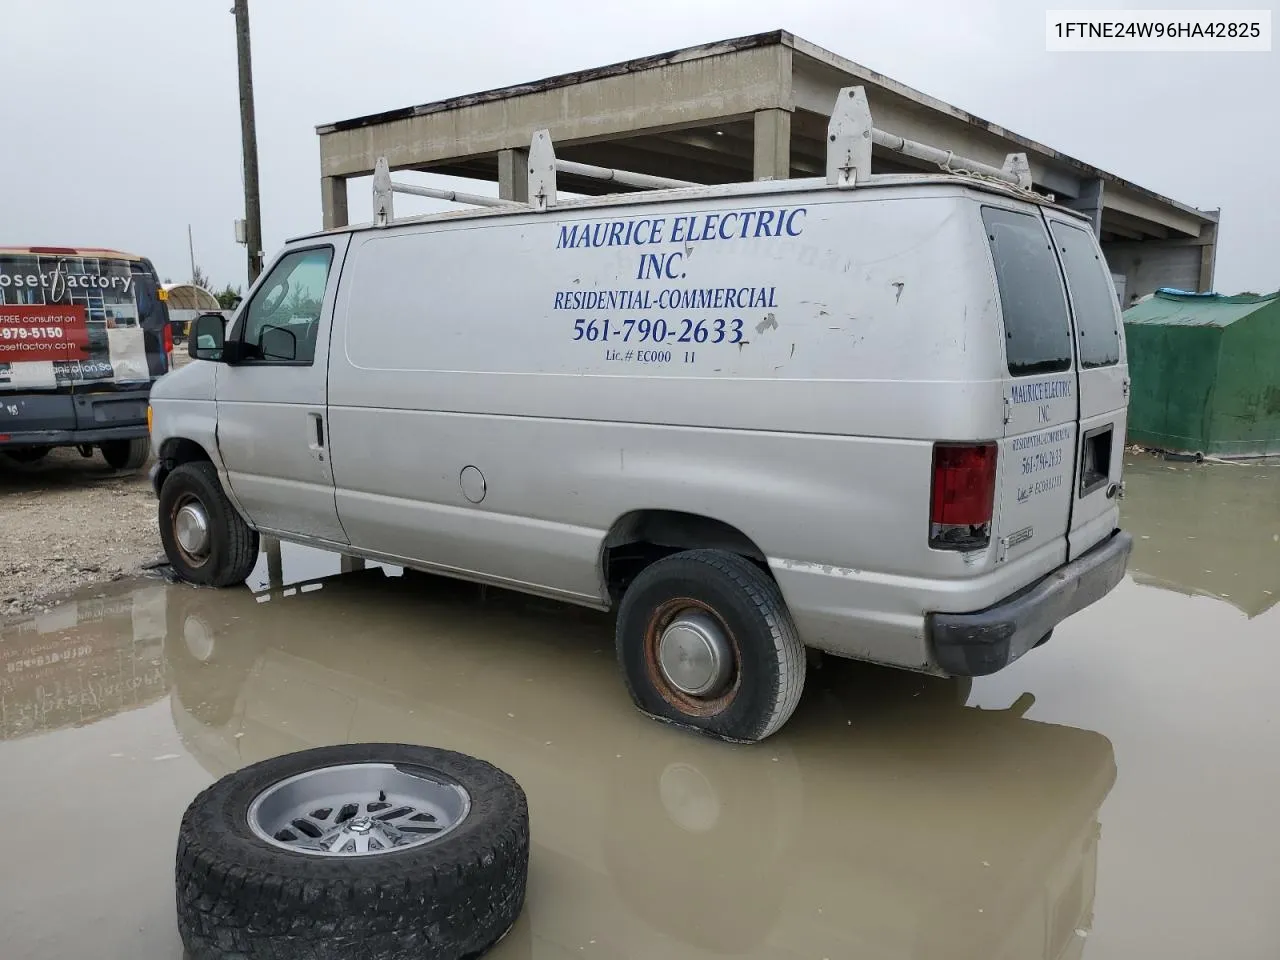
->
(309, 413), (325, 448)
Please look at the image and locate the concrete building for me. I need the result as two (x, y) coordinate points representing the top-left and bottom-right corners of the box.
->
(315, 30), (1218, 303)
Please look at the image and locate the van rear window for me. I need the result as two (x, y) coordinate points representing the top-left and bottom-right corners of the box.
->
(1050, 221), (1121, 368)
(0, 252), (163, 386)
(981, 207), (1072, 376)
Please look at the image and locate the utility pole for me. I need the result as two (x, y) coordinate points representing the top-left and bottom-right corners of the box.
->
(233, 0), (263, 283)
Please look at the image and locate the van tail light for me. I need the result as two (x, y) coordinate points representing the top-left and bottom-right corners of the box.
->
(163, 323), (174, 370)
(929, 442), (998, 551)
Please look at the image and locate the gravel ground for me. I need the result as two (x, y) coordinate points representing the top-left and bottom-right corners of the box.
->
(0, 446), (162, 619)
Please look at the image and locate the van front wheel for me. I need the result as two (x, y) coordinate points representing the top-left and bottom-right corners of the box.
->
(615, 550), (806, 742)
(159, 461), (259, 587)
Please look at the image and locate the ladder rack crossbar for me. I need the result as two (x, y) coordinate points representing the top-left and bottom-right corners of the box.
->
(554, 158), (696, 192)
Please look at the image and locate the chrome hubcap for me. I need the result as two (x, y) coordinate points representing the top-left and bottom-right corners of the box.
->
(306, 814), (409, 854)
(247, 762), (470, 857)
(174, 502), (210, 557)
(658, 612), (732, 697)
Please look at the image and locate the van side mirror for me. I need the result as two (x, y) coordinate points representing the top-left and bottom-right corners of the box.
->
(260, 324), (297, 361)
(189, 313), (227, 361)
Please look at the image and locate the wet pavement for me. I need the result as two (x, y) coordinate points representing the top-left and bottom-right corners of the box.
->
(2, 453), (1277, 959)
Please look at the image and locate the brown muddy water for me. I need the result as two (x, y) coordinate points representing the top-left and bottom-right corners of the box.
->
(2, 454), (1277, 959)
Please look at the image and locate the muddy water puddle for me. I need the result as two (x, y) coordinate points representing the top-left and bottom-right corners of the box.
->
(2, 455), (1278, 959)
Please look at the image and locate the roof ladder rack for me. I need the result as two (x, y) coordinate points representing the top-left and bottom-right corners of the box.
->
(528, 130), (697, 212)
(370, 83), (1038, 225)
(372, 141), (698, 223)
(372, 157), (523, 226)
(826, 86), (1033, 191)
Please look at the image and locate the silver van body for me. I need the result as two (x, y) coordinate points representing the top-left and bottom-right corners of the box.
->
(150, 156), (1131, 738)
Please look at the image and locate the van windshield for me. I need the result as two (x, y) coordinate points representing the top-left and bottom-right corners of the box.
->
(1050, 222), (1121, 368)
(981, 207), (1073, 377)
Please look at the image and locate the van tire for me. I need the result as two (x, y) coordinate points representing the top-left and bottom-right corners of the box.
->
(159, 461), (259, 587)
(175, 743), (529, 960)
(615, 550), (806, 742)
(101, 437), (151, 470)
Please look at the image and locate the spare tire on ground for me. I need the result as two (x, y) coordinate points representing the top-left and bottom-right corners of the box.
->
(176, 743), (529, 960)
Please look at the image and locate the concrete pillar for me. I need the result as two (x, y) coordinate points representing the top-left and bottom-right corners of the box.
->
(1067, 177), (1104, 236)
(498, 148), (529, 202)
(1198, 214), (1219, 292)
(321, 175), (348, 230)
(752, 109), (791, 181)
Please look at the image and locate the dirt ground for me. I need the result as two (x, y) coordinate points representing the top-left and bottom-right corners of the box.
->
(0, 446), (162, 618)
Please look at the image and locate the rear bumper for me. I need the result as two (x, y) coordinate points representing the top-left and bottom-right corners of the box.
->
(1, 423), (150, 446)
(0, 388), (151, 447)
(928, 530), (1133, 677)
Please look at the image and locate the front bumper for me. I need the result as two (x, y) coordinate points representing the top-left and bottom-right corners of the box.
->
(928, 530), (1133, 677)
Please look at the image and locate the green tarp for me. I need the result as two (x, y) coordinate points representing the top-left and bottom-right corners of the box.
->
(1123, 290), (1280, 458)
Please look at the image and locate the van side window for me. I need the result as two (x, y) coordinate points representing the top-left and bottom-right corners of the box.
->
(1050, 222), (1121, 368)
(239, 247), (334, 364)
(981, 207), (1073, 376)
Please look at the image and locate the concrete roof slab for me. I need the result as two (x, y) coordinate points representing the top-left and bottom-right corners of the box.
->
(317, 29), (1215, 236)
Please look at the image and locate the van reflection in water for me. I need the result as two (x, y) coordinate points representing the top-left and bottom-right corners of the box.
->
(0, 585), (168, 740)
(152, 545), (1116, 960)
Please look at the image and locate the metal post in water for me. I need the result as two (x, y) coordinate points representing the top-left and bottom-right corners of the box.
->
(265, 537), (283, 589)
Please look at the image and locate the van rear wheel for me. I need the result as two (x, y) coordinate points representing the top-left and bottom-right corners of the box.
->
(101, 437), (151, 470)
(159, 461), (259, 587)
(615, 550), (806, 742)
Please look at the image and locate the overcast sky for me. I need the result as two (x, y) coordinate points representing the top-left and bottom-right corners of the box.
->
(1, 1), (1275, 293)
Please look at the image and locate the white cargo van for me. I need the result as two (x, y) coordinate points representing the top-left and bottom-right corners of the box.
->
(149, 87), (1131, 741)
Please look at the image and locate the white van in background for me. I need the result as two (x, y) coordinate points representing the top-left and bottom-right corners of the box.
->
(148, 87), (1132, 742)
